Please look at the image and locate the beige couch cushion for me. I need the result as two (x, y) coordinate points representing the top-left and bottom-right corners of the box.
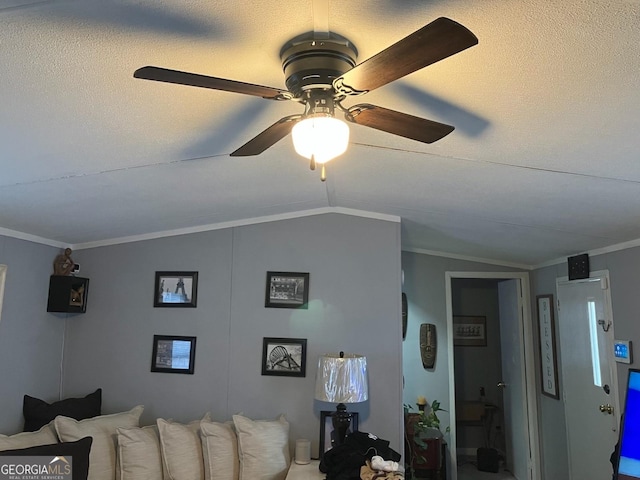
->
(200, 420), (238, 480)
(54, 405), (144, 480)
(233, 414), (290, 480)
(117, 425), (164, 480)
(157, 414), (210, 480)
(0, 422), (58, 451)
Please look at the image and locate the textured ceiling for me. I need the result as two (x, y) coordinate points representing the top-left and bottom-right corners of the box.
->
(1, 0), (639, 268)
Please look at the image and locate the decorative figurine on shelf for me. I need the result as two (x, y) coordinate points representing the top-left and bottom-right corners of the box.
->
(53, 248), (76, 276)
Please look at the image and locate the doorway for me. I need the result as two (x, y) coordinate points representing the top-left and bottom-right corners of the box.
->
(446, 272), (540, 480)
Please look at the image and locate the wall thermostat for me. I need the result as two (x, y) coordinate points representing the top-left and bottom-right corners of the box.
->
(613, 340), (632, 364)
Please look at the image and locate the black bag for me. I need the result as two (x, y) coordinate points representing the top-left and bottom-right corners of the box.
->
(320, 431), (401, 480)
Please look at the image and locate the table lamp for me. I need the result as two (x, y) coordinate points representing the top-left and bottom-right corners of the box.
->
(315, 352), (368, 446)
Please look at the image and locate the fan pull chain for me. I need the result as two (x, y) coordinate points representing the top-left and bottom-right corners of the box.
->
(321, 164), (326, 182)
(310, 155), (316, 171)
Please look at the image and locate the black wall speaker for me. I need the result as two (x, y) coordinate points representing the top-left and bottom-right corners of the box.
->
(568, 253), (590, 280)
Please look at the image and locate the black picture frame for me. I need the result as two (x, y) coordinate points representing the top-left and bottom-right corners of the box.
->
(151, 335), (196, 374)
(265, 271), (309, 309)
(453, 315), (487, 346)
(261, 337), (307, 377)
(319, 411), (359, 459)
(154, 271), (198, 308)
(537, 294), (560, 399)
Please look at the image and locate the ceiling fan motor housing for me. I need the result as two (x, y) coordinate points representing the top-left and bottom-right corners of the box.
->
(280, 35), (358, 98)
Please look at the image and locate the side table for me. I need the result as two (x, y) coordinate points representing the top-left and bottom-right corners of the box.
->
(286, 460), (325, 480)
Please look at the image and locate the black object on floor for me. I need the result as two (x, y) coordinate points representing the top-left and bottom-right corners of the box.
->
(477, 447), (500, 473)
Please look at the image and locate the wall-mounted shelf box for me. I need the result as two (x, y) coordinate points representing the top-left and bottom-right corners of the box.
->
(47, 275), (89, 313)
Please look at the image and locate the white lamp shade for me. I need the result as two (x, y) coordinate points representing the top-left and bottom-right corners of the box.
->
(291, 116), (349, 164)
(314, 353), (368, 403)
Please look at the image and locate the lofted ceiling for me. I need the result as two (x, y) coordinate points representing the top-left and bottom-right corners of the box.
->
(1, 0), (639, 268)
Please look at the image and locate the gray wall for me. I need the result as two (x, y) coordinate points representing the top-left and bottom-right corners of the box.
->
(0, 236), (64, 433)
(400, 251), (519, 436)
(62, 213), (403, 456)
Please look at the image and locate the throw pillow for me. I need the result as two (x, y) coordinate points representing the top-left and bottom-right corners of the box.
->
(0, 436), (93, 480)
(200, 420), (238, 480)
(232, 414), (290, 480)
(0, 422), (58, 451)
(23, 388), (102, 432)
(117, 425), (164, 480)
(157, 414), (210, 480)
(54, 405), (144, 480)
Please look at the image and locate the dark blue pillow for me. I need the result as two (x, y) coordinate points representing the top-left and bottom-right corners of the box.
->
(23, 388), (101, 432)
(0, 436), (92, 480)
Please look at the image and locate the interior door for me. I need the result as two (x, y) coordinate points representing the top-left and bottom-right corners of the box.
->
(498, 279), (529, 480)
(557, 275), (620, 480)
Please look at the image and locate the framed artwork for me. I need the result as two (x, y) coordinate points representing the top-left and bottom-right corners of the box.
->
(154, 271), (198, 308)
(265, 271), (309, 309)
(319, 411), (359, 459)
(151, 335), (196, 374)
(537, 294), (560, 399)
(261, 337), (307, 377)
(453, 315), (487, 346)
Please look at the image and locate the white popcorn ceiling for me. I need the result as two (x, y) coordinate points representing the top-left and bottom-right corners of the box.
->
(1, 0), (639, 267)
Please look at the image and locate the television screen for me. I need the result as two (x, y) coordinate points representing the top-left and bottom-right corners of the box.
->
(617, 368), (640, 479)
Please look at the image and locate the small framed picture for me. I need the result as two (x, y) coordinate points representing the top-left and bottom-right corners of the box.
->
(453, 315), (487, 346)
(261, 337), (307, 377)
(151, 335), (196, 374)
(319, 410), (359, 459)
(265, 271), (309, 309)
(154, 271), (198, 308)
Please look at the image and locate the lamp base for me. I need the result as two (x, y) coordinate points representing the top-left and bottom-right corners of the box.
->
(331, 403), (353, 446)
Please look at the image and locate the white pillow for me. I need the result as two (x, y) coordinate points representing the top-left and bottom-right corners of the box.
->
(200, 420), (238, 480)
(232, 414), (290, 480)
(0, 422), (57, 451)
(157, 414), (210, 480)
(117, 425), (164, 480)
(54, 405), (144, 480)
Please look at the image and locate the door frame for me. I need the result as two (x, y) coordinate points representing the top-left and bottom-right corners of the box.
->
(445, 271), (540, 480)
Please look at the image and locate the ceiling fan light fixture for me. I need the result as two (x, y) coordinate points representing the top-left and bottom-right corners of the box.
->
(291, 115), (349, 164)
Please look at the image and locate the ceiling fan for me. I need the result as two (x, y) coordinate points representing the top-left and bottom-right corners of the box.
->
(134, 17), (477, 180)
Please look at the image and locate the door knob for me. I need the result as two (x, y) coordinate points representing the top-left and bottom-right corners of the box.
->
(497, 382), (506, 388)
(599, 404), (614, 414)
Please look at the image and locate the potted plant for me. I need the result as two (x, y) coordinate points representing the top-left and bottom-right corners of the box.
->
(404, 399), (449, 478)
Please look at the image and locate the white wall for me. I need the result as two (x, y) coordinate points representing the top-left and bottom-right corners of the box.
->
(62, 213), (403, 455)
(0, 236), (65, 433)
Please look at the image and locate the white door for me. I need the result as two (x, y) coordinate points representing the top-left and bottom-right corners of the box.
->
(557, 274), (620, 480)
(498, 279), (529, 480)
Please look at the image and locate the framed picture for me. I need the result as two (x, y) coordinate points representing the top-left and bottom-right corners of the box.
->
(319, 411), (359, 459)
(261, 337), (307, 377)
(537, 294), (560, 399)
(453, 315), (487, 346)
(265, 271), (309, 309)
(154, 271), (198, 308)
(151, 335), (196, 374)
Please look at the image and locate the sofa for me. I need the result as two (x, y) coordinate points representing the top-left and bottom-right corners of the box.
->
(0, 391), (294, 480)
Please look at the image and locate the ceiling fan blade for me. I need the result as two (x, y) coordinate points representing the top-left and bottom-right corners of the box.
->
(346, 104), (454, 144)
(230, 115), (302, 156)
(334, 17), (478, 95)
(133, 66), (290, 100)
